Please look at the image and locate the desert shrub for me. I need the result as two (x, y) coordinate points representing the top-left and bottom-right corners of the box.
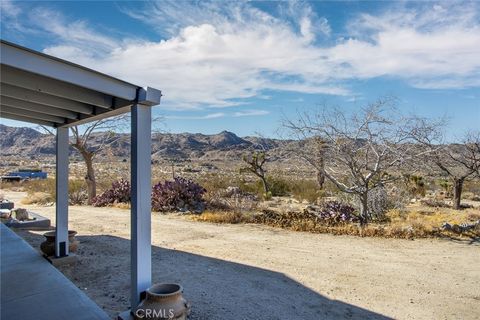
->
(92, 179), (131, 207)
(264, 176), (290, 197)
(198, 173), (231, 194)
(367, 186), (389, 221)
(463, 192), (480, 201)
(289, 179), (321, 203)
(21, 178), (87, 205)
(403, 174), (426, 198)
(21, 192), (55, 205)
(420, 199), (450, 208)
(68, 180), (88, 205)
(247, 176), (321, 201)
(151, 177), (206, 213)
(238, 179), (261, 196)
(23, 178), (56, 196)
(309, 201), (358, 225)
(464, 180), (480, 196)
(254, 201), (357, 229)
(206, 187), (258, 213)
(437, 179), (452, 197)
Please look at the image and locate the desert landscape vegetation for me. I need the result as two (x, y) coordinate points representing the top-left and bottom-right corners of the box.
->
(1, 100), (480, 319)
(1, 99), (480, 318)
(2, 99), (480, 239)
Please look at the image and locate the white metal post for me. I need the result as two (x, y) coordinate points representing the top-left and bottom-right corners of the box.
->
(130, 104), (152, 308)
(55, 126), (69, 257)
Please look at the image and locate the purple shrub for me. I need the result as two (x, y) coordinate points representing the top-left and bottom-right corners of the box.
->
(92, 179), (131, 207)
(318, 201), (357, 224)
(151, 177), (206, 213)
(306, 201), (357, 225)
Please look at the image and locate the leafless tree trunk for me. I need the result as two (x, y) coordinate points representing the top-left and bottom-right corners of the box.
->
(453, 177), (464, 210)
(316, 169), (325, 189)
(74, 146), (96, 204)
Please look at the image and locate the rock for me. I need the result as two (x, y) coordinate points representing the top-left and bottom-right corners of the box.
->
(14, 208), (29, 221)
(0, 209), (12, 219)
(441, 220), (480, 233)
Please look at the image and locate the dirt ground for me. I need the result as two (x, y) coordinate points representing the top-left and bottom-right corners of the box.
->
(4, 191), (480, 320)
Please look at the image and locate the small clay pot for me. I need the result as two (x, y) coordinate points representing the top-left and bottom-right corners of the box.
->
(40, 230), (79, 256)
(134, 283), (190, 320)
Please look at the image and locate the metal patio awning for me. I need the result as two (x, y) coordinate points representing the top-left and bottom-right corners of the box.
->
(0, 39), (160, 311)
(0, 39), (161, 127)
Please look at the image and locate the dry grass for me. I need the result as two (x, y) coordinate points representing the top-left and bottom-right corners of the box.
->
(20, 192), (54, 205)
(18, 178), (89, 205)
(191, 210), (251, 224)
(193, 204), (480, 239)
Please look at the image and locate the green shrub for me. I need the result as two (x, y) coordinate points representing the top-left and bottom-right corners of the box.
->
(289, 180), (321, 203)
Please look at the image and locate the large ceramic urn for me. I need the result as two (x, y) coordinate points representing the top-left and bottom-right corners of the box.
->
(134, 283), (190, 320)
(40, 230), (79, 256)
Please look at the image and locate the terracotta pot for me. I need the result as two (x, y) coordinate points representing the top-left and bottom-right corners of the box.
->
(40, 230), (79, 256)
(134, 283), (190, 320)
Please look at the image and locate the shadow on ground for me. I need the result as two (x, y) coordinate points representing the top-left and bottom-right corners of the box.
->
(17, 230), (392, 320)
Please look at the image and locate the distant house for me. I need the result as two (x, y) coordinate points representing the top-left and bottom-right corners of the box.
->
(1, 168), (47, 181)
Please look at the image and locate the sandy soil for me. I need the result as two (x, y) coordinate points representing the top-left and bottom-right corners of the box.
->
(4, 191), (480, 320)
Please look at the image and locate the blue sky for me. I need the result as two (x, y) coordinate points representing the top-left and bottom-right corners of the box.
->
(1, 0), (479, 139)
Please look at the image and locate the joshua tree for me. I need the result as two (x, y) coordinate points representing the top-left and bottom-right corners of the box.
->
(410, 120), (480, 209)
(240, 150), (270, 195)
(283, 98), (424, 224)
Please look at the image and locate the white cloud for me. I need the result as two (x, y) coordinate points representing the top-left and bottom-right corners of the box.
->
(332, 3), (480, 88)
(2, 1), (480, 110)
(233, 110), (270, 117)
(41, 1), (342, 109)
(164, 109), (269, 120)
(165, 112), (226, 120)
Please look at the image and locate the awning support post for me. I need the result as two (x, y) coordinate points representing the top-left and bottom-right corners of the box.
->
(130, 103), (152, 308)
(55, 126), (69, 257)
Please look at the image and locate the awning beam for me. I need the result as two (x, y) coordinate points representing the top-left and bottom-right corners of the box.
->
(1, 106), (66, 124)
(1, 96), (79, 119)
(1, 83), (95, 114)
(1, 65), (114, 109)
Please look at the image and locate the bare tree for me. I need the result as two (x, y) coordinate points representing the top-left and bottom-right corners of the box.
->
(42, 115), (128, 204)
(240, 151), (269, 194)
(283, 98), (423, 224)
(410, 118), (480, 209)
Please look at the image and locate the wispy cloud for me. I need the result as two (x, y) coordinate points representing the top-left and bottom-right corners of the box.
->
(2, 1), (479, 111)
(165, 112), (226, 120)
(165, 109), (269, 120)
(233, 110), (270, 117)
(332, 2), (480, 88)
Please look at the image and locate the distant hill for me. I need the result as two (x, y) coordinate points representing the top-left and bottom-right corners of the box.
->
(0, 124), (288, 160)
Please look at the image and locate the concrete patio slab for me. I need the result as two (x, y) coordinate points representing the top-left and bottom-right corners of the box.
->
(0, 224), (109, 320)
(5, 211), (51, 229)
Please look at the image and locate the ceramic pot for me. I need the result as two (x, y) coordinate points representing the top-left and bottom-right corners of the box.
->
(40, 230), (79, 256)
(134, 283), (190, 320)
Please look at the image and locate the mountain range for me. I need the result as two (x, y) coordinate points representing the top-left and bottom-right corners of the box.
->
(0, 124), (289, 161)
